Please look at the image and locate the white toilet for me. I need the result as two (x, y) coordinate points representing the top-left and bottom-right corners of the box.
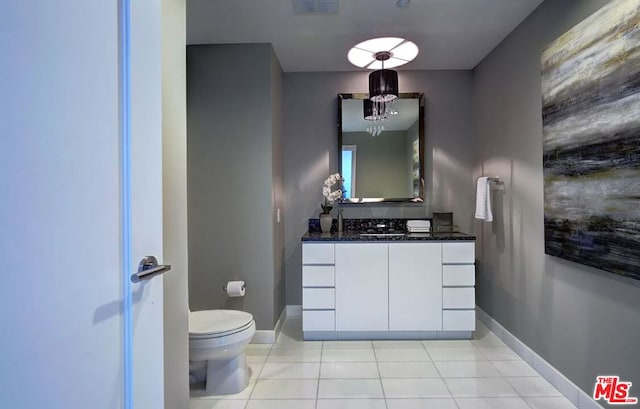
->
(189, 309), (256, 395)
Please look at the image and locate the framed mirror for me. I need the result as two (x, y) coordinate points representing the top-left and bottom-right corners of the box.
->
(338, 93), (425, 203)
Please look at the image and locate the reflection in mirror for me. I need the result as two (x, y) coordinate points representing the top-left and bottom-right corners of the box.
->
(338, 93), (425, 203)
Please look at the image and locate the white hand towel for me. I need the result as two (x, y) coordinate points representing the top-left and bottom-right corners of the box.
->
(475, 177), (493, 222)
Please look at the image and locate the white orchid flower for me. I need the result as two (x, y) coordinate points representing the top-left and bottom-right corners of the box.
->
(321, 173), (344, 210)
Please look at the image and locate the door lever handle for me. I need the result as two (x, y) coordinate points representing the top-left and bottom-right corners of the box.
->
(131, 255), (172, 283)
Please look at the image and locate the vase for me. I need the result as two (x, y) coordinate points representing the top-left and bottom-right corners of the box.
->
(320, 213), (333, 233)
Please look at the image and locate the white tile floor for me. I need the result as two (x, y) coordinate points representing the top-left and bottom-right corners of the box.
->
(190, 316), (577, 409)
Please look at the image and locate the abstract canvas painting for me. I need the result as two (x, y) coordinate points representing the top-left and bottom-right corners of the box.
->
(542, 0), (640, 280)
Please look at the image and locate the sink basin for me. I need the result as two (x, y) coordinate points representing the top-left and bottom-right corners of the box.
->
(359, 233), (406, 237)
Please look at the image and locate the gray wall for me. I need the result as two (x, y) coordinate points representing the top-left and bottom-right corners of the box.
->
(162, 0), (189, 407)
(284, 71), (474, 304)
(473, 0), (640, 400)
(187, 44), (284, 330)
(271, 49), (286, 324)
(343, 130), (411, 198)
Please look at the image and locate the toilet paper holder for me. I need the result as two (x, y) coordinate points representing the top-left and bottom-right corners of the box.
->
(222, 282), (246, 291)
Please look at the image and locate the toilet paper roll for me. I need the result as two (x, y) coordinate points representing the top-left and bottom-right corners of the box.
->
(226, 281), (245, 297)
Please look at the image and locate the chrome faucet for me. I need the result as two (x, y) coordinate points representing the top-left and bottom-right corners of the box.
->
(338, 208), (344, 233)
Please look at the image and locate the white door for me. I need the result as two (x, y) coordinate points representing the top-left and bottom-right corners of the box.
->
(335, 243), (388, 331)
(0, 1), (164, 409)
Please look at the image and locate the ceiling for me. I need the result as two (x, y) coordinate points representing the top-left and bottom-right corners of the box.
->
(187, 0), (543, 72)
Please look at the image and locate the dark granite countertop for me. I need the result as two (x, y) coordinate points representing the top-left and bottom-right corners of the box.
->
(302, 231), (476, 242)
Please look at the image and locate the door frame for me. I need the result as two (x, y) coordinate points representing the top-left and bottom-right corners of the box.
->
(120, 0), (134, 406)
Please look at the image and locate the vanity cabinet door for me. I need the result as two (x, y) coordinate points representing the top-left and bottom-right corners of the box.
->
(389, 243), (442, 331)
(335, 243), (388, 331)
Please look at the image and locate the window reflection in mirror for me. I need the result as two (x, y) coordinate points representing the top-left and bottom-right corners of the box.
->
(341, 145), (357, 199)
(338, 93), (425, 203)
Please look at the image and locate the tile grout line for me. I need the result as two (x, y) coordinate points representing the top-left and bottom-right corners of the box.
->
(371, 342), (390, 409)
(484, 357), (506, 378)
(315, 340), (323, 409)
(521, 395), (541, 409)
(504, 375), (569, 401)
(246, 344), (273, 402)
(424, 341), (463, 406)
(431, 353), (463, 409)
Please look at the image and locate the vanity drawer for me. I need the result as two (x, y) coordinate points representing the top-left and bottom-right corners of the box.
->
(303, 310), (335, 331)
(303, 288), (335, 309)
(303, 243), (335, 265)
(442, 242), (475, 264)
(443, 310), (476, 331)
(303, 265), (335, 287)
(442, 287), (475, 309)
(442, 265), (475, 286)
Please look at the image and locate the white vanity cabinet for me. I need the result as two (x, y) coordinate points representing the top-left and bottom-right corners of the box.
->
(335, 243), (388, 331)
(301, 239), (475, 339)
(388, 243), (442, 331)
(442, 242), (476, 331)
(301, 243), (336, 332)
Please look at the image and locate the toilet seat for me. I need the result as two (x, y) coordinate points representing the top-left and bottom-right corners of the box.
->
(189, 310), (254, 339)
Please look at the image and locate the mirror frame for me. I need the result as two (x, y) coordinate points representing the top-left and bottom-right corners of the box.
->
(338, 92), (425, 203)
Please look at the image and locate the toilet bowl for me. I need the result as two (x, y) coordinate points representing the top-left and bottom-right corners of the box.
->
(189, 309), (256, 395)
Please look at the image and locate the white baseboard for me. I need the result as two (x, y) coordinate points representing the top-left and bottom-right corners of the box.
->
(476, 307), (603, 409)
(286, 305), (302, 316)
(274, 305), (287, 337)
(252, 330), (275, 344)
(251, 306), (290, 344)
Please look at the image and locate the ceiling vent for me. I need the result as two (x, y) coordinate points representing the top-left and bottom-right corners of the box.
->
(293, 0), (339, 15)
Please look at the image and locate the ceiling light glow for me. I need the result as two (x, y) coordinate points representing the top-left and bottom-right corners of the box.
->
(356, 37), (404, 53)
(391, 42), (419, 61)
(347, 48), (374, 68)
(347, 37), (419, 69)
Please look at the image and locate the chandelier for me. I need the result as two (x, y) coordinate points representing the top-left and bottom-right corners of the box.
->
(348, 37), (418, 136)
